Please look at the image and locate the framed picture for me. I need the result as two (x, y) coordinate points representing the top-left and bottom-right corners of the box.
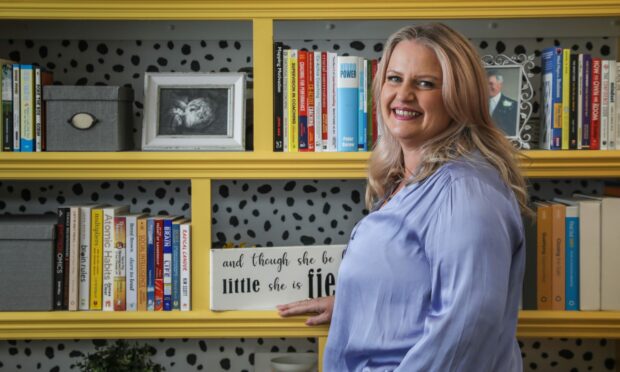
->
(482, 54), (535, 149)
(142, 72), (246, 151)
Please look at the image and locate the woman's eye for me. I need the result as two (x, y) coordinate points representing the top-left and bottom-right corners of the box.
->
(418, 80), (434, 88)
(386, 75), (401, 83)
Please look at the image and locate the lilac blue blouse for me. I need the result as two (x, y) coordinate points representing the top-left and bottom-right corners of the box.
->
(323, 152), (525, 371)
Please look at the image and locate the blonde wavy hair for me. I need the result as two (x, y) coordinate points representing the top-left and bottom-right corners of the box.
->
(366, 23), (529, 214)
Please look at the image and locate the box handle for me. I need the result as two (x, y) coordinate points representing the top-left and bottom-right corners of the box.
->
(68, 112), (98, 130)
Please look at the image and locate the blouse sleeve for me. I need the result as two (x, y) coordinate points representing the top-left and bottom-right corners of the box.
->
(395, 176), (521, 371)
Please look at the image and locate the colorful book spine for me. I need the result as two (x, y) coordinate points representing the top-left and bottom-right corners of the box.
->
(54, 211), (66, 310)
(90, 207), (104, 310)
(366, 59), (374, 150)
(146, 218), (155, 311)
(154, 218), (164, 311)
(536, 202), (552, 310)
(568, 54), (578, 149)
(307, 51), (315, 152)
(273, 42), (284, 152)
(297, 50), (308, 151)
(582, 54), (592, 149)
(113, 216), (127, 311)
(541, 47), (562, 150)
(1, 63), (12, 151)
(561, 49), (570, 150)
(282, 49), (289, 152)
(591, 58), (602, 150)
(19, 64), (34, 152)
(336, 56), (359, 152)
(313, 51), (322, 152)
(34, 66), (42, 152)
(12, 64), (20, 151)
(321, 51), (329, 151)
(102, 205), (129, 311)
(137, 216), (148, 311)
(125, 215), (143, 311)
(287, 49), (299, 152)
(78, 205), (100, 310)
(163, 218), (174, 311)
(564, 205), (579, 311)
(550, 203), (566, 310)
(172, 220), (182, 310)
(180, 222), (191, 311)
(327, 52), (337, 151)
(358, 57), (367, 151)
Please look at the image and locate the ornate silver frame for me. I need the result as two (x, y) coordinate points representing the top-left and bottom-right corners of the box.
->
(482, 54), (536, 149)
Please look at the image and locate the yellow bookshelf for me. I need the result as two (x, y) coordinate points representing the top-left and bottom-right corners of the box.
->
(1, 2), (620, 368)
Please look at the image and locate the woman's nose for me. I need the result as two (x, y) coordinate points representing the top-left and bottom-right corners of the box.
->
(396, 83), (415, 102)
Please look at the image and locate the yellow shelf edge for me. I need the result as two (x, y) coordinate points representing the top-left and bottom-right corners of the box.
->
(0, 1), (619, 20)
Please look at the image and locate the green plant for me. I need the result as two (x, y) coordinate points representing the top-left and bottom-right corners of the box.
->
(76, 340), (165, 372)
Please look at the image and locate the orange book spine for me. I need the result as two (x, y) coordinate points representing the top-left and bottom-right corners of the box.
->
(536, 203), (552, 310)
(137, 217), (148, 311)
(550, 203), (566, 310)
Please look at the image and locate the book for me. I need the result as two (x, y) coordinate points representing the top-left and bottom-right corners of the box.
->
(90, 206), (105, 310)
(297, 50), (308, 151)
(137, 215), (148, 311)
(0, 60), (14, 151)
(576, 54), (583, 149)
(600, 60), (610, 149)
(62, 206), (71, 309)
(608, 61), (616, 150)
(179, 221), (191, 311)
(287, 49), (299, 152)
(171, 218), (188, 310)
(336, 56), (359, 152)
(273, 42), (284, 152)
(568, 54), (578, 149)
(554, 198), (579, 311)
(78, 204), (105, 311)
(146, 217), (156, 311)
(68, 206), (81, 311)
(307, 51), (315, 152)
(313, 51), (322, 152)
(358, 57), (367, 151)
(616, 62), (620, 149)
(113, 215), (127, 311)
(34, 67), (52, 152)
(535, 202), (552, 310)
(101, 205), (129, 311)
(321, 51), (329, 151)
(282, 49), (289, 152)
(550, 203), (565, 310)
(125, 213), (147, 312)
(591, 57), (602, 150)
(581, 54), (592, 149)
(561, 49), (570, 150)
(540, 47), (563, 150)
(54, 209), (67, 310)
(327, 52), (337, 151)
(19, 64), (34, 152)
(12, 64), (20, 151)
(162, 216), (181, 311)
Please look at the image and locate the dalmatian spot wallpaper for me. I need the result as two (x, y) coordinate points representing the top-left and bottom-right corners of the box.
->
(0, 19), (618, 371)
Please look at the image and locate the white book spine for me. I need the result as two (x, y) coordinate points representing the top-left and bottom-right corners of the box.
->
(600, 197), (620, 310)
(607, 61), (616, 150)
(102, 206), (128, 311)
(314, 51), (322, 152)
(600, 60), (610, 150)
(68, 207), (80, 311)
(616, 62), (620, 149)
(573, 197), (601, 310)
(180, 223), (191, 311)
(126, 215), (139, 311)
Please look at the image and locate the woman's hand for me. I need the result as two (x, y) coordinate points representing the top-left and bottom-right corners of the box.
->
(276, 296), (335, 326)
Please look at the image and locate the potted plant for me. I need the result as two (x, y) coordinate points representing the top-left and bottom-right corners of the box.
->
(76, 340), (165, 372)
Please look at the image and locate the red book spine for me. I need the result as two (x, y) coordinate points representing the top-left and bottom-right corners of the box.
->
(154, 219), (164, 311)
(307, 51), (315, 151)
(297, 50), (308, 151)
(590, 57), (601, 150)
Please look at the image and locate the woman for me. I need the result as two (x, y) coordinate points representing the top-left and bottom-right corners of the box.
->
(278, 23), (528, 371)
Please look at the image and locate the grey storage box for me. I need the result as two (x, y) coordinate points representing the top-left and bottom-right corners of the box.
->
(0, 214), (57, 311)
(43, 86), (134, 151)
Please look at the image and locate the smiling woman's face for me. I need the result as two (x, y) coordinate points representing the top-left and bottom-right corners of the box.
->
(380, 39), (451, 150)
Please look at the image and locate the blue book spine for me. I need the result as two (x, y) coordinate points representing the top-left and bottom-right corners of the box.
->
(172, 222), (181, 310)
(19, 64), (34, 152)
(336, 56), (359, 152)
(146, 218), (155, 311)
(162, 218), (173, 311)
(565, 211), (579, 310)
(541, 47), (563, 150)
